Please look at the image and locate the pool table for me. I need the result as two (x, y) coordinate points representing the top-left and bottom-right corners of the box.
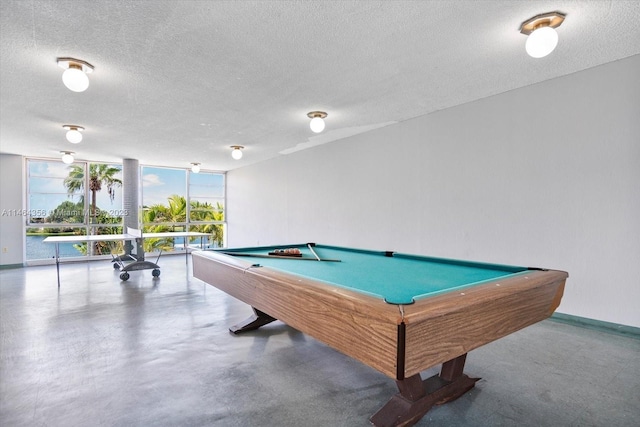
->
(192, 244), (567, 427)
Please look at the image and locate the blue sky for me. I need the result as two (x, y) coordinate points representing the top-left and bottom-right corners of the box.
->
(142, 166), (186, 206)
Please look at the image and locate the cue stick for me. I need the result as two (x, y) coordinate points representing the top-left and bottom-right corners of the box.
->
(307, 244), (321, 261)
(222, 252), (341, 262)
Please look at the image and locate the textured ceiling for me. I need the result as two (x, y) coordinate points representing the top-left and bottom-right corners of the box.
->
(1, 0), (639, 171)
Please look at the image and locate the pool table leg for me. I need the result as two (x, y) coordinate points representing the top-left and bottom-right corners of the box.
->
(229, 307), (277, 334)
(370, 354), (479, 427)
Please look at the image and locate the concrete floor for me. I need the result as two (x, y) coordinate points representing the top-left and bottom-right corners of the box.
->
(1, 255), (639, 427)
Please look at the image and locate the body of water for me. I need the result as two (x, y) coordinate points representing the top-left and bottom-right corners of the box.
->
(26, 235), (85, 260)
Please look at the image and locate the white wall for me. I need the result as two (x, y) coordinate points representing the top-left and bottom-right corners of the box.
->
(227, 54), (640, 327)
(0, 154), (25, 266)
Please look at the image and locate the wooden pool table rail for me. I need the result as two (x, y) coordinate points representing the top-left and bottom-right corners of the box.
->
(401, 268), (567, 378)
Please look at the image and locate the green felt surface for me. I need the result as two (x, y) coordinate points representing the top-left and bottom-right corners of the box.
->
(218, 244), (529, 305)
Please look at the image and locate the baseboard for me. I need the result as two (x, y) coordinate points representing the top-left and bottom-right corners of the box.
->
(550, 312), (640, 339)
(0, 263), (24, 270)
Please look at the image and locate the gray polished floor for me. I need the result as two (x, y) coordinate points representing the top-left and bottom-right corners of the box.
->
(1, 255), (639, 427)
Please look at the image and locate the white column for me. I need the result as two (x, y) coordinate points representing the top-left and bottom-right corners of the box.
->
(122, 159), (140, 258)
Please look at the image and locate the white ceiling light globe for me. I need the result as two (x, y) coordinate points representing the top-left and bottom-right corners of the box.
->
(231, 148), (243, 160)
(62, 67), (90, 92)
(61, 153), (74, 164)
(191, 163), (200, 173)
(66, 129), (83, 143)
(525, 26), (559, 58)
(309, 116), (325, 133)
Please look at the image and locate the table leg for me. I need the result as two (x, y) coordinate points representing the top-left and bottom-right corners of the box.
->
(370, 354), (479, 427)
(229, 307), (277, 334)
(55, 243), (61, 288)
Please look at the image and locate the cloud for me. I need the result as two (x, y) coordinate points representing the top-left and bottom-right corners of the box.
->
(46, 162), (73, 177)
(142, 173), (163, 187)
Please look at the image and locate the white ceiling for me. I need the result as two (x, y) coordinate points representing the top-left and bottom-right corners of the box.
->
(1, 1), (639, 172)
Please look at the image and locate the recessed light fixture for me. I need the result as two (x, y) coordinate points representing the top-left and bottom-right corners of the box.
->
(62, 125), (84, 144)
(230, 146), (244, 160)
(60, 151), (75, 164)
(57, 57), (94, 92)
(519, 12), (566, 58)
(191, 163), (201, 173)
(307, 111), (327, 133)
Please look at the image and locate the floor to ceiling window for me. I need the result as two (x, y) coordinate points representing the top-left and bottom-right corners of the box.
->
(26, 159), (225, 263)
(188, 170), (225, 246)
(25, 158), (124, 262)
(141, 165), (225, 252)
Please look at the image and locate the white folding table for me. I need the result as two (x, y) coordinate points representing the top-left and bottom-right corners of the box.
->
(44, 228), (209, 287)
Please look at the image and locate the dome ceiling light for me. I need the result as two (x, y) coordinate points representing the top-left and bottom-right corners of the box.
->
(60, 151), (75, 164)
(231, 146), (244, 160)
(57, 57), (94, 92)
(63, 125), (84, 143)
(519, 12), (566, 58)
(307, 111), (328, 133)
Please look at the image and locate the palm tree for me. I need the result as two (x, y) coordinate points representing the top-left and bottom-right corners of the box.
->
(141, 196), (225, 251)
(141, 194), (190, 251)
(165, 194), (188, 227)
(190, 200), (224, 246)
(64, 163), (122, 224)
(64, 163), (122, 255)
(140, 203), (177, 252)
